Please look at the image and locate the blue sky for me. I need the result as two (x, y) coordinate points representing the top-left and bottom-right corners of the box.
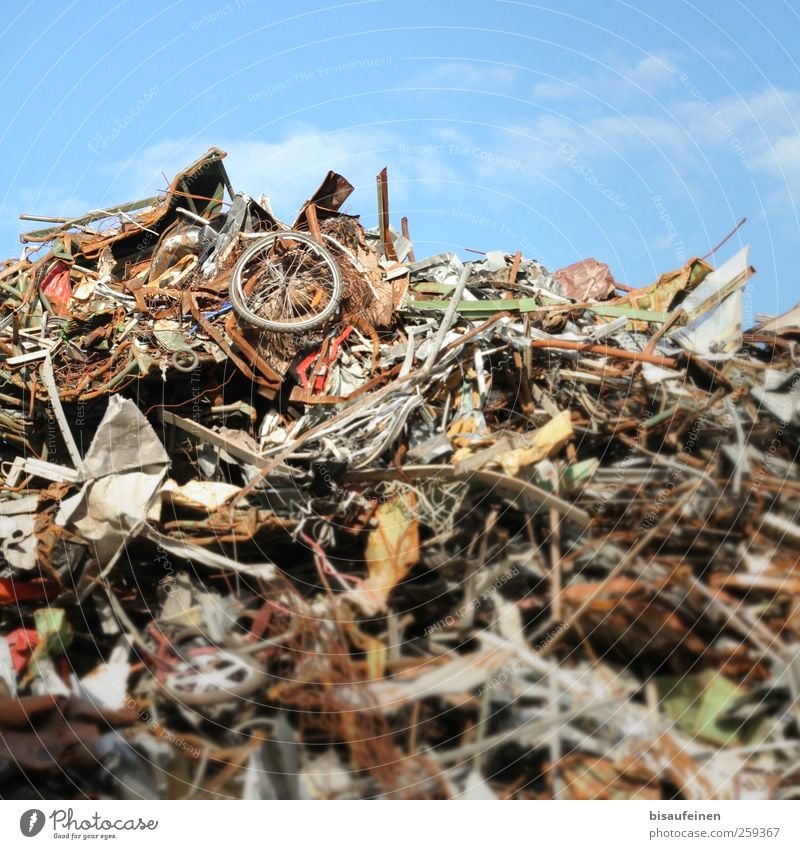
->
(1, 0), (798, 318)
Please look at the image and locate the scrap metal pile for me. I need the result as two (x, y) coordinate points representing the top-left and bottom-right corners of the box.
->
(1, 148), (799, 800)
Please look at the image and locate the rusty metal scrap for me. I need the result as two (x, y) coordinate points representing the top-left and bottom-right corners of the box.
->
(1, 150), (799, 801)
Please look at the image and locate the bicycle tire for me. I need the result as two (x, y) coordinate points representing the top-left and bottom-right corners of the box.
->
(230, 230), (342, 332)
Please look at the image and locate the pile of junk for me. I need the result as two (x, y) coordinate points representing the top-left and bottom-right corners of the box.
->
(1, 147), (799, 799)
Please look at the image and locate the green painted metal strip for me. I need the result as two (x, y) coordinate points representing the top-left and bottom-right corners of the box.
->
(584, 304), (671, 322)
(402, 297), (539, 314)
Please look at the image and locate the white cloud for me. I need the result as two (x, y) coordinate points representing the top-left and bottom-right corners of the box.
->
(623, 54), (678, 87)
(100, 124), (473, 224)
(532, 53), (678, 102)
(404, 60), (517, 91)
(673, 87), (800, 183)
(755, 134), (800, 178)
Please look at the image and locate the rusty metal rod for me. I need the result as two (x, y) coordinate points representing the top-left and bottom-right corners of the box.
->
(529, 338), (678, 367)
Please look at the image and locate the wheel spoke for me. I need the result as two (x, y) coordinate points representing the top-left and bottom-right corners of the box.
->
(231, 231), (342, 331)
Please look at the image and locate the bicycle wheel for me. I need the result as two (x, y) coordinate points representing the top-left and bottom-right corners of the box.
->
(230, 230), (342, 332)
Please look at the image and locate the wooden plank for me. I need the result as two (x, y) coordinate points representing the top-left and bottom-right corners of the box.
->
(376, 167), (397, 261)
(507, 251), (522, 293)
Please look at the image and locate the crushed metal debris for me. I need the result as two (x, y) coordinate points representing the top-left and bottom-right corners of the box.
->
(1, 148), (799, 800)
